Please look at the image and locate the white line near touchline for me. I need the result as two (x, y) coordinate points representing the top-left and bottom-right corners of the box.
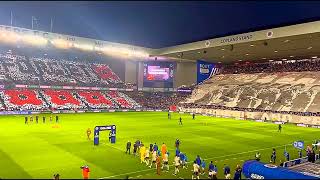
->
(98, 143), (291, 179)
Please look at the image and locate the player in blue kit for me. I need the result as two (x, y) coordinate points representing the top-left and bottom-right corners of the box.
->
(208, 161), (217, 179)
(179, 152), (187, 169)
(153, 143), (158, 152)
(175, 148), (180, 157)
(184, 153), (189, 168)
(223, 164), (231, 179)
(195, 155), (201, 166)
(201, 159), (206, 175)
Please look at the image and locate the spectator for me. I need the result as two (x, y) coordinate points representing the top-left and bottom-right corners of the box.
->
(53, 174), (60, 180)
(223, 164), (231, 179)
(233, 164), (242, 180)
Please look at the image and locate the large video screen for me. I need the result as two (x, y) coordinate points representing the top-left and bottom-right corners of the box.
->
(143, 62), (175, 88)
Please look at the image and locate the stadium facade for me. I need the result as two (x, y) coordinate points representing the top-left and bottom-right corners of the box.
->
(2, 20), (320, 90)
(0, 18), (319, 180)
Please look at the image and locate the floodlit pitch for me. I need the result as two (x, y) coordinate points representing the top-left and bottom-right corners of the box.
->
(0, 112), (318, 179)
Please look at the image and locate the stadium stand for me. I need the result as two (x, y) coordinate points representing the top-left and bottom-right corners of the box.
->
(182, 59), (320, 114)
(0, 49), (129, 88)
(0, 89), (47, 111)
(105, 91), (141, 109)
(41, 89), (86, 110)
(0, 47), (143, 111)
(0, 89), (143, 111)
(221, 59), (320, 74)
(76, 90), (116, 109)
(127, 91), (189, 109)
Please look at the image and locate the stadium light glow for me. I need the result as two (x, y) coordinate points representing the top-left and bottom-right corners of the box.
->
(51, 39), (71, 49)
(0, 28), (149, 59)
(101, 46), (148, 59)
(0, 30), (20, 44)
(21, 34), (48, 46)
(74, 43), (93, 51)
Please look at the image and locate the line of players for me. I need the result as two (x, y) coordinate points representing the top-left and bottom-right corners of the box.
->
(24, 115), (59, 124)
(125, 139), (239, 179)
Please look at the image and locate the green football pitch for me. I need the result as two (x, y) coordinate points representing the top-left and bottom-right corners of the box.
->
(0, 112), (318, 179)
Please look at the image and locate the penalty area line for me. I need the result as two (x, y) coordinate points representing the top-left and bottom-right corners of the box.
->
(98, 143), (291, 179)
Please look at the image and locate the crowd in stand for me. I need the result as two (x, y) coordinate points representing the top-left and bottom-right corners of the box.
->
(0, 52), (131, 89)
(179, 103), (320, 117)
(41, 89), (87, 110)
(126, 91), (190, 110)
(221, 59), (320, 74)
(0, 89), (141, 111)
(0, 89), (48, 111)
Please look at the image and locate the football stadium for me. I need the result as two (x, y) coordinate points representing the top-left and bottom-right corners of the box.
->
(0, 2), (320, 179)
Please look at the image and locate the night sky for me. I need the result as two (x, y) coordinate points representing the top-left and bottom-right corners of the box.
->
(0, 1), (320, 48)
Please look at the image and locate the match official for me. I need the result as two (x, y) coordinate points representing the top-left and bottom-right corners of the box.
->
(126, 141), (131, 154)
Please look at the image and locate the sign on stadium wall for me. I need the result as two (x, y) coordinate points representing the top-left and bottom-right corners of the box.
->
(0, 111), (30, 115)
(220, 34), (253, 44)
(197, 60), (216, 84)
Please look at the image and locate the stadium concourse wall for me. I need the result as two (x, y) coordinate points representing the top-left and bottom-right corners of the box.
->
(178, 107), (320, 127)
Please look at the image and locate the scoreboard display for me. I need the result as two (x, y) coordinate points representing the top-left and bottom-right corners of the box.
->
(143, 62), (175, 88)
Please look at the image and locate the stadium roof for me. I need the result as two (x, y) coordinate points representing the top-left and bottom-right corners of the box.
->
(1, 20), (320, 64)
(152, 21), (320, 64)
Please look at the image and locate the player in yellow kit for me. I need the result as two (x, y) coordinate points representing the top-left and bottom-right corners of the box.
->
(140, 144), (146, 163)
(145, 148), (150, 166)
